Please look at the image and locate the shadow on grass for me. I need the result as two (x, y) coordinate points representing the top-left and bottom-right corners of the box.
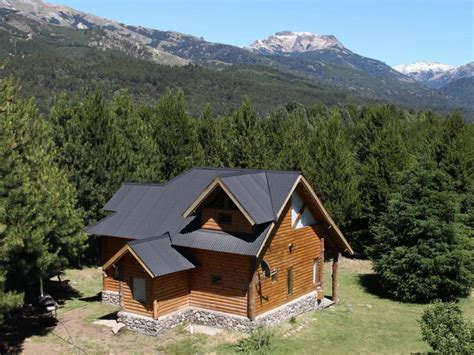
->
(98, 311), (118, 320)
(358, 273), (397, 302)
(0, 315), (57, 354)
(0, 279), (83, 354)
(79, 292), (101, 303)
(44, 279), (82, 307)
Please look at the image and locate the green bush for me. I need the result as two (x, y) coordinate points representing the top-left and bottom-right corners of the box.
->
(236, 326), (273, 353)
(419, 302), (473, 354)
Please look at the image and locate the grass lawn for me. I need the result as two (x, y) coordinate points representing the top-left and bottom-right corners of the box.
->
(15, 258), (473, 354)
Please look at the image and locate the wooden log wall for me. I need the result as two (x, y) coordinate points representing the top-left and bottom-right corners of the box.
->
(201, 208), (253, 234)
(101, 236), (129, 292)
(254, 188), (323, 315)
(120, 253), (154, 317)
(189, 249), (253, 317)
(153, 270), (190, 317)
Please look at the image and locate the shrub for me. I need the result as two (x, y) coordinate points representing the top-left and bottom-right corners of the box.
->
(419, 302), (473, 354)
(236, 326), (273, 353)
(370, 164), (472, 302)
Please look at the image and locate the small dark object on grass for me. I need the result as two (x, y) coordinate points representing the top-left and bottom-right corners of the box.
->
(289, 316), (297, 324)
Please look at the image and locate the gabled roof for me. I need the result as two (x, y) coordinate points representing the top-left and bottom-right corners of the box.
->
(89, 167), (353, 278)
(87, 167), (300, 239)
(103, 234), (195, 277)
(171, 216), (273, 256)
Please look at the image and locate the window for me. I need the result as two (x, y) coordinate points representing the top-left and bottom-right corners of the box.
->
(113, 263), (122, 281)
(313, 259), (318, 285)
(291, 193), (316, 229)
(211, 275), (222, 285)
(218, 213), (232, 225)
(132, 277), (146, 303)
(287, 268), (293, 295)
(207, 192), (237, 210)
(271, 269), (278, 282)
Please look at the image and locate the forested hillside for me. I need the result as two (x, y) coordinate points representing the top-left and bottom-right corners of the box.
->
(0, 6), (472, 119)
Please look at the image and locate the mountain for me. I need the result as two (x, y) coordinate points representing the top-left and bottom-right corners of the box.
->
(0, 0), (472, 118)
(430, 62), (474, 88)
(440, 77), (474, 108)
(393, 61), (474, 89)
(0, 0), (190, 65)
(249, 31), (346, 54)
(248, 31), (410, 82)
(393, 61), (454, 84)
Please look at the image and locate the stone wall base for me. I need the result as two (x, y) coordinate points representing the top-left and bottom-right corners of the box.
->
(102, 290), (120, 306)
(117, 292), (332, 336)
(118, 309), (254, 336)
(256, 292), (333, 326)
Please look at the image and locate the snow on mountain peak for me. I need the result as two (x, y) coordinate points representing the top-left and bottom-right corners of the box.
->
(393, 61), (454, 75)
(393, 61), (457, 84)
(248, 31), (346, 53)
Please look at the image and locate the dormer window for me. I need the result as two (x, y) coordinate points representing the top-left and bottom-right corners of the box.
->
(207, 192), (237, 211)
(291, 192), (316, 229)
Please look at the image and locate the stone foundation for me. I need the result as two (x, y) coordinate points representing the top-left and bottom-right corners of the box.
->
(117, 292), (332, 335)
(256, 292), (333, 326)
(102, 290), (120, 306)
(118, 308), (254, 336)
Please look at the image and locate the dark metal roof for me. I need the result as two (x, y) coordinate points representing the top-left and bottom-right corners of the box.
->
(87, 167), (301, 276)
(128, 234), (195, 277)
(172, 216), (272, 256)
(219, 172), (274, 224)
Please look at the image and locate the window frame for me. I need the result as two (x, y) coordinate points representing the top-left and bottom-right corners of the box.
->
(312, 259), (318, 285)
(287, 267), (293, 295)
(132, 277), (146, 303)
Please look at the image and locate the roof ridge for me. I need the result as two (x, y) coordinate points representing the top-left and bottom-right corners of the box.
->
(264, 171), (277, 217)
(129, 232), (170, 245)
(122, 182), (164, 187)
(218, 170), (267, 178)
(122, 168), (301, 188)
(195, 166), (301, 175)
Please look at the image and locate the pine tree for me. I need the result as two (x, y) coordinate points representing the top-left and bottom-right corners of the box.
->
(50, 90), (161, 223)
(198, 105), (233, 167)
(370, 162), (472, 302)
(351, 105), (412, 255)
(0, 79), (87, 292)
(0, 272), (22, 324)
(149, 90), (204, 180)
(229, 101), (271, 169)
(261, 107), (312, 171)
(303, 110), (360, 230)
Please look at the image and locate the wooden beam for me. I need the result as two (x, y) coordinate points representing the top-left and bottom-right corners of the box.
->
(292, 204), (306, 229)
(319, 237), (325, 289)
(332, 251), (339, 303)
(300, 177), (354, 255)
(247, 271), (257, 321)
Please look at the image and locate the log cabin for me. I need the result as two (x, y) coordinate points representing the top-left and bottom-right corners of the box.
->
(87, 167), (353, 334)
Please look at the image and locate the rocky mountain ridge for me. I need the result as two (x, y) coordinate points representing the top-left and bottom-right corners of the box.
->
(0, 0), (472, 115)
(393, 61), (474, 89)
(248, 31), (347, 54)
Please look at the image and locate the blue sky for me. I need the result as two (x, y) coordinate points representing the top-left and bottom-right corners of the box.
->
(50, 0), (473, 67)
